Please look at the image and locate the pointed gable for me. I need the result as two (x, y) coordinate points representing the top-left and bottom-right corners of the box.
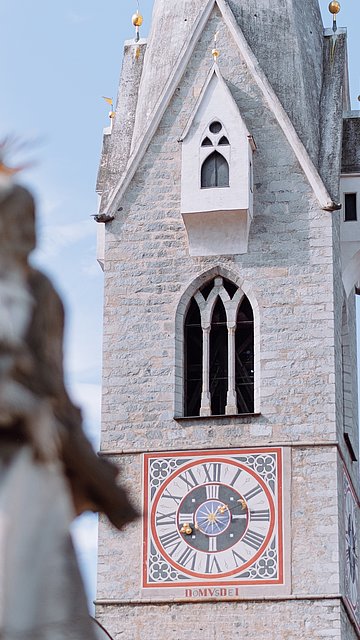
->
(180, 63), (250, 142)
(104, 0), (338, 218)
(180, 64), (255, 255)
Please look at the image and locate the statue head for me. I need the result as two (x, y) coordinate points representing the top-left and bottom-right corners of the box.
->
(0, 185), (36, 263)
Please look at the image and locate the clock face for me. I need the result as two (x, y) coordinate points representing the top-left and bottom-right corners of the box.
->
(143, 449), (284, 592)
(344, 470), (359, 614)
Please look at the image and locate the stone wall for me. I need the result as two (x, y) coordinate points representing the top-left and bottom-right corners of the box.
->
(97, 5), (359, 638)
(101, 9), (337, 451)
(96, 599), (343, 640)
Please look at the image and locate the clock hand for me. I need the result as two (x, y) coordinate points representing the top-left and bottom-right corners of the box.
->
(179, 499), (247, 536)
(216, 498), (247, 515)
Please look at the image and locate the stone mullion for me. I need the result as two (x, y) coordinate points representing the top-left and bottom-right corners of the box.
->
(226, 323), (237, 415)
(200, 325), (211, 416)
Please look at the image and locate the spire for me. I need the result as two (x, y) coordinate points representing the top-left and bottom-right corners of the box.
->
(131, 0), (325, 163)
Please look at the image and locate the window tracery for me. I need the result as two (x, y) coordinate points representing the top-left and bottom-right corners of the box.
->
(184, 277), (254, 417)
(200, 121), (230, 189)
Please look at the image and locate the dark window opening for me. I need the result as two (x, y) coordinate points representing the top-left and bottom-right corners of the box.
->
(210, 298), (228, 415)
(345, 193), (357, 221)
(201, 151), (229, 188)
(201, 137), (213, 147)
(222, 279), (238, 299)
(183, 279), (254, 417)
(200, 281), (214, 300)
(218, 136), (229, 146)
(184, 298), (202, 417)
(235, 298), (254, 413)
(209, 121), (222, 134)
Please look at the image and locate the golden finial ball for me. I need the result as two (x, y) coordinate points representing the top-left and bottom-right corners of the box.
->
(328, 1), (340, 15)
(132, 11), (143, 27)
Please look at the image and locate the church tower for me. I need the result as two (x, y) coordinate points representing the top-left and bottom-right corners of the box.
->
(95, 0), (360, 637)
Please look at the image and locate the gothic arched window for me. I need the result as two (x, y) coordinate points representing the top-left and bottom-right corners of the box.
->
(184, 277), (254, 417)
(201, 151), (229, 189)
(184, 298), (202, 417)
(200, 121), (230, 189)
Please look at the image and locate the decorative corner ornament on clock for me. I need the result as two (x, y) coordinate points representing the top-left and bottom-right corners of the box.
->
(142, 448), (289, 599)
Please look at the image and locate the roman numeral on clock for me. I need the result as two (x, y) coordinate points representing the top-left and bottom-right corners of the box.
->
(250, 509), (270, 522)
(232, 549), (246, 568)
(155, 511), (177, 526)
(206, 485), (219, 499)
(162, 489), (182, 505)
(177, 547), (198, 570)
(178, 513), (194, 524)
(229, 468), (242, 487)
(159, 530), (182, 555)
(202, 463), (222, 483)
(242, 529), (265, 551)
(205, 554), (221, 574)
(243, 485), (263, 502)
(208, 537), (217, 552)
(179, 469), (199, 490)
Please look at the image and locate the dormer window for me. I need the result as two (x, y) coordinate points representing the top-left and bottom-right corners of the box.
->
(201, 151), (229, 188)
(200, 120), (230, 189)
(180, 65), (255, 255)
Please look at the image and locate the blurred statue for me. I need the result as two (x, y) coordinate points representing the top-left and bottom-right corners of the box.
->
(0, 172), (137, 639)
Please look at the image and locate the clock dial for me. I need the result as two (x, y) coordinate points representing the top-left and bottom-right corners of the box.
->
(344, 470), (359, 613)
(144, 449), (284, 590)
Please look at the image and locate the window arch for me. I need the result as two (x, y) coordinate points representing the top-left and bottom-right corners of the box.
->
(200, 120), (230, 190)
(201, 151), (229, 189)
(184, 276), (254, 417)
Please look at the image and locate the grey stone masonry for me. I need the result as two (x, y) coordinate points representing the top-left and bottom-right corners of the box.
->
(101, 8), (340, 453)
(97, 39), (147, 210)
(96, 1), (360, 639)
(342, 114), (360, 174)
(132, 0), (325, 167)
(96, 600), (343, 640)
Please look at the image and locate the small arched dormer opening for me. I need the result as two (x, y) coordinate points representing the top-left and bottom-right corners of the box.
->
(201, 151), (229, 189)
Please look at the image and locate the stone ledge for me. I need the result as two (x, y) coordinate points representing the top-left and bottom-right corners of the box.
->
(95, 593), (341, 607)
(174, 412), (261, 423)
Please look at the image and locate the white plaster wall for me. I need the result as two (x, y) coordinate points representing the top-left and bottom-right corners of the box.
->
(181, 71), (251, 216)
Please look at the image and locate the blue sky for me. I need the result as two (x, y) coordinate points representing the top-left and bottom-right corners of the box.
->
(0, 0), (359, 611)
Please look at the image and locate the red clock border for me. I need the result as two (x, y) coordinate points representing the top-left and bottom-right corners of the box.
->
(143, 448), (284, 589)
